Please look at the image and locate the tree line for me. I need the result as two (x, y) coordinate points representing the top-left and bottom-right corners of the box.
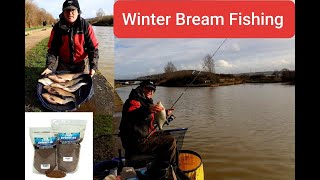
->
(25, 1), (114, 28)
(162, 55), (294, 85)
(25, 0), (56, 28)
(164, 53), (218, 84)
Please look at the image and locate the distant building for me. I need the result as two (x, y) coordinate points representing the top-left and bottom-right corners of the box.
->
(132, 81), (141, 85)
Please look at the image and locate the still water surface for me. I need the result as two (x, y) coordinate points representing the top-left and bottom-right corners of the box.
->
(92, 26), (114, 87)
(116, 83), (295, 180)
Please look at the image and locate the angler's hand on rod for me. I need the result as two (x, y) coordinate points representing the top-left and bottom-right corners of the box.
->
(166, 108), (175, 117)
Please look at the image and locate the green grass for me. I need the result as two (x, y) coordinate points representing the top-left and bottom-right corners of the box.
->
(93, 114), (113, 138)
(25, 26), (44, 31)
(25, 37), (49, 112)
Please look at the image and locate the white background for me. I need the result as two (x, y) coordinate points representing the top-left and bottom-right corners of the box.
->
(25, 112), (93, 180)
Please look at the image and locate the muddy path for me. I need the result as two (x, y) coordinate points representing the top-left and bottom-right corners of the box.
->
(25, 28), (52, 52)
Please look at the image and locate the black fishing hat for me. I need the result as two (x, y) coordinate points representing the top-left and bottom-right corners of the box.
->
(140, 80), (156, 91)
(63, 0), (80, 12)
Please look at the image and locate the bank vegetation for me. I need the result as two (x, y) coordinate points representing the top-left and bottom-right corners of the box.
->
(133, 69), (295, 87)
(25, 0), (56, 28)
(116, 60), (295, 88)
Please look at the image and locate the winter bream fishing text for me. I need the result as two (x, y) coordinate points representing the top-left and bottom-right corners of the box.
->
(122, 12), (284, 29)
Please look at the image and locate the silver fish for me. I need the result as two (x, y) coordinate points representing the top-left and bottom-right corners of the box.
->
(41, 93), (75, 105)
(50, 77), (84, 88)
(154, 101), (167, 130)
(38, 78), (54, 86)
(62, 82), (88, 92)
(43, 85), (76, 99)
(47, 72), (83, 83)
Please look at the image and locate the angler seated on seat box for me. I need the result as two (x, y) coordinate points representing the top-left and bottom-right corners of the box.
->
(119, 80), (177, 167)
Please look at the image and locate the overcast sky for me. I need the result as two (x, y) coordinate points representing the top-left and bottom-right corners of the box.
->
(115, 37), (295, 79)
(33, 0), (114, 19)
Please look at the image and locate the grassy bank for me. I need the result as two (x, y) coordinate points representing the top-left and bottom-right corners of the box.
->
(93, 114), (113, 138)
(25, 26), (44, 31)
(93, 92), (124, 163)
(25, 37), (49, 112)
(93, 114), (115, 163)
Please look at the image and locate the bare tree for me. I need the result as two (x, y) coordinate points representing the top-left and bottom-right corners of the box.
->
(96, 8), (105, 17)
(202, 54), (215, 73)
(25, 0), (36, 28)
(202, 54), (216, 83)
(164, 61), (177, 73)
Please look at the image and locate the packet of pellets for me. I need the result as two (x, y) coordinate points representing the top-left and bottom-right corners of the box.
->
(29, 127), (58, 174)
(51, 119), (87, 173)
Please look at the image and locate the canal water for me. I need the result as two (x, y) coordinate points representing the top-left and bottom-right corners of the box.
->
(92, 26), (114, 87)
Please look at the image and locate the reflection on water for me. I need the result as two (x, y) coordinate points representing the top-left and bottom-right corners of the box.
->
(92, 26), (114, 87)
(116, 83), (295, 180)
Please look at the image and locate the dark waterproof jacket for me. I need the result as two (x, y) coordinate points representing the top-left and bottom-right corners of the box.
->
(119, 86), (156, 149)
(46, 14), (99, 71)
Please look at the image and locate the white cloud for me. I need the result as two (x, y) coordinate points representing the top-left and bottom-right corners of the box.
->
(216, 60), (234, 68)
(271, 59), (290, 66)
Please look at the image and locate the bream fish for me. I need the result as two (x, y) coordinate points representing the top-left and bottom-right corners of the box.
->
(50, 77), (84, 89)
(154, 101), (167, 130)
(60, 82), (88, 92)
(41, 93), (75, 105)
(47, 72), (83, 83)
(43, 85), (76, 99)
(38, 78), (54, 86)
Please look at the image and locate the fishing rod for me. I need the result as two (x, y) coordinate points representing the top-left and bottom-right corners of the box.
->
(145, 38), (228, 139)
(169, 38), (228, 109)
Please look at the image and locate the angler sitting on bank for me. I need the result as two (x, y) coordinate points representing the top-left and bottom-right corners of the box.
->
(119, 80), (177, 166)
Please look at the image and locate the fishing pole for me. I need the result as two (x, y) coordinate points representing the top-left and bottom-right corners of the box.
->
(145, 38), (228, 139)
(169, 38), (228, 109)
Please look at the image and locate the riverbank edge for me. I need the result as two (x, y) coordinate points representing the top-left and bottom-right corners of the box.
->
(93, 89), (124, 164)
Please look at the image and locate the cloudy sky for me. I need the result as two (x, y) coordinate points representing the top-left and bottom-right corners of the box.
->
(33, 0), (114, 19)
(115, 37), (295, 79)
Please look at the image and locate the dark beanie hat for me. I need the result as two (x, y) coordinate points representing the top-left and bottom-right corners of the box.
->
(62, 0), (80, 12)
(140, 80), (156, 91)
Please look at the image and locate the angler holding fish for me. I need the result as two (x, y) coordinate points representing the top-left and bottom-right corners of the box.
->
(119, 80), (177, 166)
(40, 0), (99, 77)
